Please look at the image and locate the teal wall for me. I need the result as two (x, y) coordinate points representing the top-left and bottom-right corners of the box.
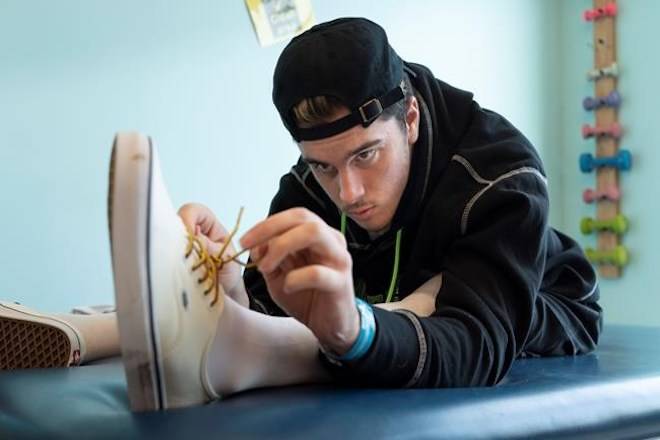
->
(1, 1), (293, 311)
(7, 0), (653, 328)
(558, 1), (659, 326)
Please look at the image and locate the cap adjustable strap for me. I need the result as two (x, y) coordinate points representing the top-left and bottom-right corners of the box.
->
(293, 86), (405, 141)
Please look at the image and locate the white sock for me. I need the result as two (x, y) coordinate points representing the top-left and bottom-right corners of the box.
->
(205, 296), (330, 396)
(53, 312), (120, 363)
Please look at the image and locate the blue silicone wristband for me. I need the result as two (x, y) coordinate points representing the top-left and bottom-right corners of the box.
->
(336, 298), (376, 361)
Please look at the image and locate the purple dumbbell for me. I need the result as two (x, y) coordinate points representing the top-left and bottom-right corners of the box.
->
(582, 90), (621, 111)
(580, 149), (632, 173)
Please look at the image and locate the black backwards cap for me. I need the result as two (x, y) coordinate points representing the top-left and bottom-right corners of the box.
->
(272, 17), (405, 142)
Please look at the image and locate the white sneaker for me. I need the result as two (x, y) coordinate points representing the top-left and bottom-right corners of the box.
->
(0, 302), (84, 369)
(108, 132), (223, 411)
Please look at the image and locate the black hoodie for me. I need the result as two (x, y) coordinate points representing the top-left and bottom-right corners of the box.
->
(243, 63), (602, 387)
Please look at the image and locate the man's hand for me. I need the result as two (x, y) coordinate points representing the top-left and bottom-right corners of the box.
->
(178, 203), (248, 306)
(240, 208), (360, 355)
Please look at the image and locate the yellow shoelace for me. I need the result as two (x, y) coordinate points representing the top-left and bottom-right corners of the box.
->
(184, 207), (254, 306)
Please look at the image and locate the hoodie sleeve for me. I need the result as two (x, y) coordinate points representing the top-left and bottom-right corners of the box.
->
(321, 170), (601, 388)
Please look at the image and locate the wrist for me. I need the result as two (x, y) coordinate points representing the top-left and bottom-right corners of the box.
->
(322, 298), (376, 362)
(323, 303), (361, 355)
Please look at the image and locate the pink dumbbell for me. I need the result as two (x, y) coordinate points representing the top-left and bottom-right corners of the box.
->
(583, 186), (621, 203)
(583, 3), (617, 21)
(582, 122), (622, 139)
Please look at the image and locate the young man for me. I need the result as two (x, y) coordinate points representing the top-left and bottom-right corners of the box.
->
(2, 17), (601, 411)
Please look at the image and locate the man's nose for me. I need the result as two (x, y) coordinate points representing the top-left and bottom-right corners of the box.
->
(338, 169), (364, 205)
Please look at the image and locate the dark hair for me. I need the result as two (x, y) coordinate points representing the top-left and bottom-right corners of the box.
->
(292, 73), (413, 132)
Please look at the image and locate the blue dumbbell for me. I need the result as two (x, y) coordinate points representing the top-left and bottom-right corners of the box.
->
(580, 149), (632, 173)
(583, 90), (621, 110)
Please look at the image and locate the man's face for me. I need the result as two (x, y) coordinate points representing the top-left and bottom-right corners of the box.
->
(299, 99), (419, 236)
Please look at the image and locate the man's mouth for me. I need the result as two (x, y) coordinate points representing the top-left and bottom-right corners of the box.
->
(348, 205), (375, 220)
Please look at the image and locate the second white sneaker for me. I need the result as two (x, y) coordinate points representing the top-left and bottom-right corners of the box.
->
(0, 301), (85, 369)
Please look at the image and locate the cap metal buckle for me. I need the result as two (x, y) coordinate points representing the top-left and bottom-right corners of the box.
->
(358, 98), (383, 125)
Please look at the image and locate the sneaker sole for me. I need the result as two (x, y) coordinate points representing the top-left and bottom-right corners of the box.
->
(109, 133), (164, 411)
(0, 305), (80, 369)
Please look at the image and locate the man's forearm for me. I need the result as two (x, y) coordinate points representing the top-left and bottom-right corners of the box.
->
(237, 272), (443, 314)
(374, 273), (442, 317)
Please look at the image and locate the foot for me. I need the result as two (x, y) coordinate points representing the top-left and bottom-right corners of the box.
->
(0, 302), (85, 369)
(108, 132), (223, 411)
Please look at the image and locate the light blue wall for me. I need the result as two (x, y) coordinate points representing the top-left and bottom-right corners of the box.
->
(2, 1), (558, 313)
(0, 1), (293, 311)
(557, 1), (659, 326)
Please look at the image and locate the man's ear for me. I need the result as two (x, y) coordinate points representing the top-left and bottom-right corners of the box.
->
(405, 96), (420, 145)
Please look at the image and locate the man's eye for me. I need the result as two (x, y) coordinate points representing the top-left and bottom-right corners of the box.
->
(312, 163), (332, 173)
(356, 149), (376, 162)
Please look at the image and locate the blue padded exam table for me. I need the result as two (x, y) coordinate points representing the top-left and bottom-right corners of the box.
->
(1, 324), (660, 439)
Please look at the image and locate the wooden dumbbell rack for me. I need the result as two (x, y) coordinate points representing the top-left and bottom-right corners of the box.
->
(589, 0), (622, 278)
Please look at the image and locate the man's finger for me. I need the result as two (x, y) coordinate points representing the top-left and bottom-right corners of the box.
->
(178, 203), (229, 242)
(178, 211), (197, 233)
(250, 243), (269, 263)
(256, 222), (348, 274)
(281, 265), (345, 296)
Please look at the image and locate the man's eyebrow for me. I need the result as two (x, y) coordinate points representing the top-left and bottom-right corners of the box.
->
(302, 139), (382, 167)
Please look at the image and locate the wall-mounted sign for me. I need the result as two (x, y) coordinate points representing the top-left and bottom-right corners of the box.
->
(245, 0), (315, 47)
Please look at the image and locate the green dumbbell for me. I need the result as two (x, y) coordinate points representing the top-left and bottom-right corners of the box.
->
(585, 245), (629, 267)
(580, 214), (628, 235)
